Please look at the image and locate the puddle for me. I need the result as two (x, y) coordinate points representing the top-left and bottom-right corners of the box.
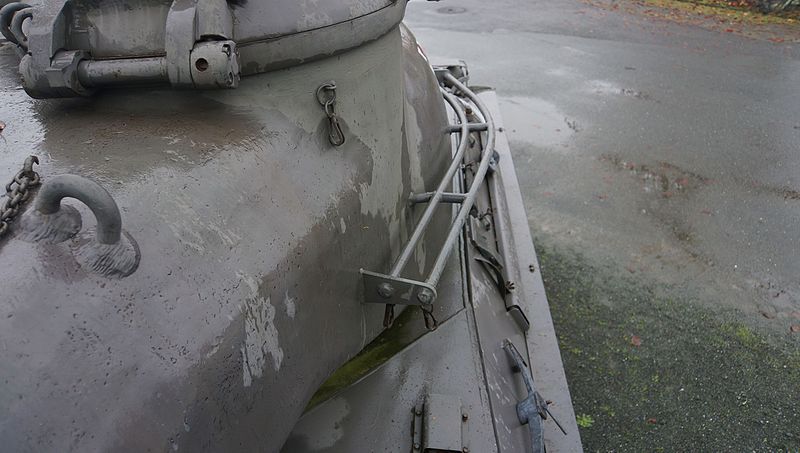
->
(600, 153), (712, 198)
(584, 79), (654, 100)
(498, 95), (577, 148)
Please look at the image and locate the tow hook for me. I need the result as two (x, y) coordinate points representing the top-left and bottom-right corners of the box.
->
(19, 174), (140, 277)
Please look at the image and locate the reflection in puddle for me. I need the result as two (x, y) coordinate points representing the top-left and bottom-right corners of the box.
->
(498, 96), (576, 148)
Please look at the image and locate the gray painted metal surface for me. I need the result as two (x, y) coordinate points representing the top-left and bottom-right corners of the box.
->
(482, 90), (582, 452)
(0, 1), (579, 451)
(284, 90), (581, 452)
(0, 23), (457, 451)
(3, 0), (408, 97)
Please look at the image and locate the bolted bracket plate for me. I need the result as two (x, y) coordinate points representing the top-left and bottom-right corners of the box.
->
(360, 269), (437, 307)
(411, 394), (469, 452)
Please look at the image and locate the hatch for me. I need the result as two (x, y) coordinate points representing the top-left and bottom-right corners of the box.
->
(1, 0), (405, 97)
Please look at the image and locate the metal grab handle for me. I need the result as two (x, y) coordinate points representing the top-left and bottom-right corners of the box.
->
(360, 71), (496, 328)
(35, 174), (122, 245)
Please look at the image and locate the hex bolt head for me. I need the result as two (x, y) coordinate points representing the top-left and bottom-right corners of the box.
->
(462, 413), (469, 422)
(413, 442), (420, 450)
(377, 283), (394, 299)
(462, 448), (469, 453)
(417, 289), (433, 304)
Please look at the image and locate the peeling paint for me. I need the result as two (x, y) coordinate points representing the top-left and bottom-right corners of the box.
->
(238, 272), (283, 387)
(284, 291), (296, 319)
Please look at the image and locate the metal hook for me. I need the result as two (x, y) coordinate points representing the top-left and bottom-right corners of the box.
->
(316, 81), (337, 106)
(316, 81), (345, 146)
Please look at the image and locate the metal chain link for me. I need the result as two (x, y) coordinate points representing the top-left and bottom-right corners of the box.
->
(421, 305), (438, 331)
(0, 155), (40, 237)
(383, 304), (438, 331)
(316, 81), (346, 147)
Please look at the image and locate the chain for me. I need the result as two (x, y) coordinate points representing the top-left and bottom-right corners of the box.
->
(316, 81), (346, 147)
(0, 155), (41, 237)
(383, 304), (438, 331)
(421, 305), (438, 331)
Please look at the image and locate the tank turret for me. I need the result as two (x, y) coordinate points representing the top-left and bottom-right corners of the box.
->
(0, 1), (580, 451)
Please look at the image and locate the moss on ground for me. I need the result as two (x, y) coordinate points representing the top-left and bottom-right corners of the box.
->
(537, 244), (800, 451)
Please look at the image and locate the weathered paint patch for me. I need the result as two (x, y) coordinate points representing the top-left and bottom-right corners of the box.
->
(238, 272), (283, 387)
(284, 291), (296, 319)
(291, 397), (350, 450)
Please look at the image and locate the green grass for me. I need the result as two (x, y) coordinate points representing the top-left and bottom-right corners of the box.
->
(537, 244), (800, 451)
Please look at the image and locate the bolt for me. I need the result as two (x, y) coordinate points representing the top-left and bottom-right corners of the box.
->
(415, 408), (422, 416)
(417, 288), (434, 305)
(462, 413), (469, 421)
(462, 448), (469, 453)
(498, 127), (505, 132)
(528, 264), (536, 273)
(413, 442), (420, 450)
(377, 283), (394, 299)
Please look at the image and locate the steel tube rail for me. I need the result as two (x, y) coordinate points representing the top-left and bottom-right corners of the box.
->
(387, 87), (469, 277)
(77, 57), (168, 87)
(409, 192), (466, 205)
(446, 123), (488, 133)
(426, 72), (496, 286)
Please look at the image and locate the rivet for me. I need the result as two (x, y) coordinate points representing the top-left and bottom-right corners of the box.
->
(377, 283), (394, 299)
(417, 289), (433, 304)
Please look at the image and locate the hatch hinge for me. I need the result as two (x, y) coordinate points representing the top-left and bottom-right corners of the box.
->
(411, 394), (470, 453)
(15, 0), (240, 98)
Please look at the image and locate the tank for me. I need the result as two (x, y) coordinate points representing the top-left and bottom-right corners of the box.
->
(0, 1), (581, 451)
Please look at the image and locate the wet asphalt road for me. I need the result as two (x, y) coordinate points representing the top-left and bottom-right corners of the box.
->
(406, 0), (800, 320)
(406, 0), (800, 449)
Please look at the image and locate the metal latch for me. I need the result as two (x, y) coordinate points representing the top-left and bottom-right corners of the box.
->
(412, 394), (469, 452)
(503, 340), (567, 453)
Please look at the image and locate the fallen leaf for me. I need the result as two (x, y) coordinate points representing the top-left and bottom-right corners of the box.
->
(0, 121), (5, 133)
(630, 335), (642, 347)
(646, 418), (657, 424)
(725, 28), (735, 32)
(790, 325), (800, 333)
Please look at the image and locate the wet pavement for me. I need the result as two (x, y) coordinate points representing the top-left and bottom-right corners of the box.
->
(407, 0), (800, 450)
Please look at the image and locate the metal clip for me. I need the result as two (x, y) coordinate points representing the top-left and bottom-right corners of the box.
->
(316, 81), (346, 146)
(503, 340), (567, 453)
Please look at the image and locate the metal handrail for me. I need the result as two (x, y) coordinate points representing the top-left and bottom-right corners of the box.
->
(360, 72), (495, 328)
